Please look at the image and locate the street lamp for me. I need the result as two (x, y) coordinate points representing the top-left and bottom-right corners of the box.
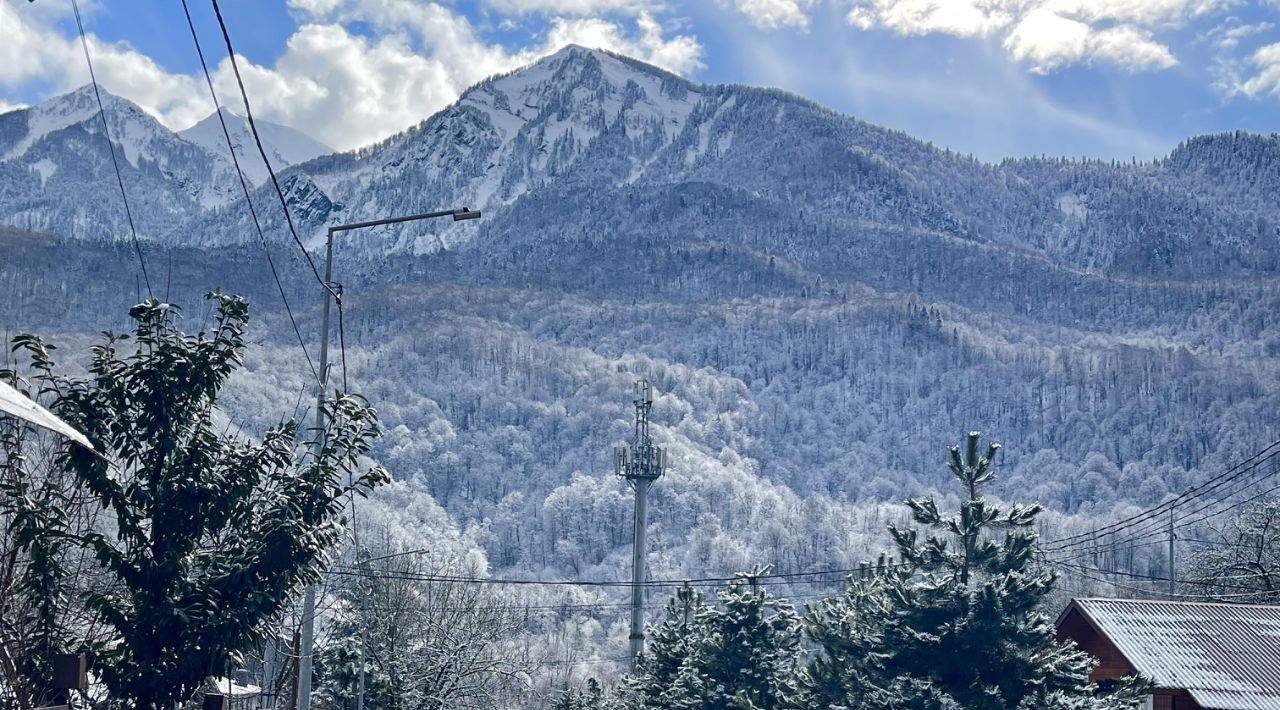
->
(296, 207), (481, 710)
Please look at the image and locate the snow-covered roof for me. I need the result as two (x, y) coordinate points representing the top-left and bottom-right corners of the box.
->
(0, 380), (93, 450)
(206, 677), (261, 698)
(1062, 598), (1280, 710)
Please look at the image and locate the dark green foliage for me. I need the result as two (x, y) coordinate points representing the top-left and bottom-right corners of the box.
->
(3, 292), (387, 709)
(806, 433), (1146, 710)
(0, 358), (79, 709)
(550, 679), (605, 710)
(619, 570), (807, 710)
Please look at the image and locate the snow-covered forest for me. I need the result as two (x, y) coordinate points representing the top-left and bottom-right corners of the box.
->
(3, 43), (1280, 709)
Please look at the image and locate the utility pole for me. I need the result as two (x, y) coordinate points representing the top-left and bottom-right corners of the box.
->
(679, 585), (693, 628)
(615, 379), (667, 671)
(295, 207), (480, 710)
(1168, 505), (1177, 596)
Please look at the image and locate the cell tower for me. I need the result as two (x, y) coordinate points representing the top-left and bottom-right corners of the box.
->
(614, 379), (667, 671)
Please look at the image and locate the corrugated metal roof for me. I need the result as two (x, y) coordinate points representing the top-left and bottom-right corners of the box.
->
(1070, 598), (1280, 710)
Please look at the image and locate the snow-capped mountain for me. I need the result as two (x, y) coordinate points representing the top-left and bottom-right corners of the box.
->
(175, 46), (1280, 276)
(178, 108), (331, 186)
(0, 46), (1274, 276)
(3, 46), (1279, 273)
(0, 85), (234, 239)
(0, 85), (330, 241)
(7, 44), (1280, 633)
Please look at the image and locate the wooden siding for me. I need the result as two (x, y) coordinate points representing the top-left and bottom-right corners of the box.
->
(1057, 606), (1134, 682)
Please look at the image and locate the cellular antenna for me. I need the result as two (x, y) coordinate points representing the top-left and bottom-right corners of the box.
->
(615, 378), (668, 670)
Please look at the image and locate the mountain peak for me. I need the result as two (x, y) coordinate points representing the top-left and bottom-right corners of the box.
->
(1, 84), (158, 161)
(178, 107), (332, 184)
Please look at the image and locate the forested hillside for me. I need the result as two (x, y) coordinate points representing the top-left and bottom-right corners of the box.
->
(3, 45), (1280, 695)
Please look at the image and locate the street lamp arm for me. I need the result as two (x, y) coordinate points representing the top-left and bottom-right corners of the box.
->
(296, 202), (479, 710)
(329, 207), (480, 234)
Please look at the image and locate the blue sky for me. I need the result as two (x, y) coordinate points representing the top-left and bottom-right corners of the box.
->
(2, 0), (1278, 160)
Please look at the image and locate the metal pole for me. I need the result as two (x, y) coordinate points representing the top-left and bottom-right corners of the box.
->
(1168, 506), (1176, 596)
(356, 625), (366, 710)
(296, 227), (335, 710)
(629, 477), (650, 671)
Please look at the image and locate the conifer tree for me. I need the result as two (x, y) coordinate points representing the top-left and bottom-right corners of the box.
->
(619, 569), (807, 710)
(807, 433), (1146, 710)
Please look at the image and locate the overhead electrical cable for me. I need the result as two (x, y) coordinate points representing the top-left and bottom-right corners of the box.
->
(210, 0), (354, 392)
(1049, 458), (1280, 565)
(179, 0), (319, 385)
(70, 0), (153, 298)
(1051, 559), (1272, 602)
(325, 563), (905, 589)
(208, 0), (330, 294)
(1043, 438), (1280, 552)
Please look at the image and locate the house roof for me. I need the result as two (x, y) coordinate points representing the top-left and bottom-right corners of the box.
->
(1059, 598), (1280, 710)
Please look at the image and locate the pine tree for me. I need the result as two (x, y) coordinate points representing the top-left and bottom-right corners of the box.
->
(619, 570), (807, 710)
(550, 679), (605, 710)
(807, 433), (1146, 710)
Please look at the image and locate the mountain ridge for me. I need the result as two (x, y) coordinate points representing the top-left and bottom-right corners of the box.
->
(3, 46), (1279, 280)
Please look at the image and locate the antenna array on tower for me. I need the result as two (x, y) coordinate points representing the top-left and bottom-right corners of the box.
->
(615, 379), (666, 484)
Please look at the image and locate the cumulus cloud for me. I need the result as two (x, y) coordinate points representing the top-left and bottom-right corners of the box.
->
(1002, 9), (1090, 70)
(1239, 42), (1280, 98)
(735, 0), (812, 29)
(484, 0), (659, 13)
(0, 0), (702, 151)
(1004, 11), (1176, 72)
(543, 13), (704, 73)
(842, 0), (1221, 72)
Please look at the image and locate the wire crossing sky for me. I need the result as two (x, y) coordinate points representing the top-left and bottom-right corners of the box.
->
(2, 1), (1278, 160)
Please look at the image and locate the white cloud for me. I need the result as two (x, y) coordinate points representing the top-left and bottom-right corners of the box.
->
(1087, 26), (1178, 71)
(1005, 13), (1177, 73)
(1003, 9), (1090, 71)
(1046, 0), (1229, 26)
(735, 0), (812, 29)
(843, 0), (1216, 72)
(0, 0), (702, 151)
(485, 0), (659, 13)
(1239, 41), (1280, 98)
(543, 12), (704, 73)
(868, 0), (1014, 38)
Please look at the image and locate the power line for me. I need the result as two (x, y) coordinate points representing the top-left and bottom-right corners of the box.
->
(1107, 458), (1280, 553)
(1051, 464), (1280, 565)
(209, 0), (351, 393)
(70, 0), (153, 298)
(208, 0), (330, 294)
(325, 564), (893, 589)
(1043, 439), (1280, 552)
(1052, 559), (1273, 602)
(178, 0), (319, 386)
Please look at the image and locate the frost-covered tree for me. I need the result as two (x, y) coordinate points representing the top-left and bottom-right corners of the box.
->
(316, 535), (531, 710)
(549, 679), (605, 710)
(1185, 495), (1280, 602)
(807, 433), (1146, 710)
(618, 571), (807, 710)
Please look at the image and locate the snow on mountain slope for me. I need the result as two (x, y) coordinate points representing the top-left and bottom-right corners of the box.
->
(179, 108), (332, 186)
(234, 45), (710, 254)
(2, 46), (1280, 278)
(219, 44), (1280, 275)
(0, 85), (237, 239)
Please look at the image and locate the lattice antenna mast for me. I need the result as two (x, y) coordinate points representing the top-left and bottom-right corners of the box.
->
(615, 379), (667, 671)
(615, 379), (666, 487)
